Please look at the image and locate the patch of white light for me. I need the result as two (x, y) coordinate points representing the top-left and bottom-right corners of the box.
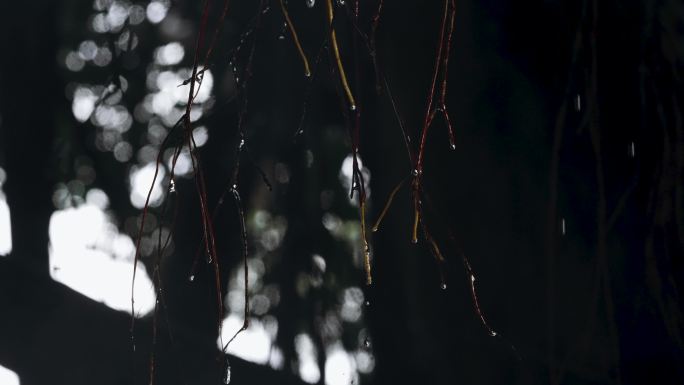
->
(85, 188), (110, 210)
(177, 69), (213, 103)
(193, 126), (209, 147)
(325, 344), (356, 385)
(113, 141), (133, 162)
(155, 42), (184, 66)
(72, 87), (98, 122)
(146, 1), (169, 24)
(166, 148), (193, 176)
(355, 350), (375, 374)
(338, 154), (371, 206)
(340, 287), (364, 323)
(78, 40), (98, 61)
(0, 365), (19, 385)
(151, 70), (213, 120)
(128, 5), (146, 25)
(0, 190), (11, 256)
(295, 333), (320, 384)
(257, 216), (287, 252)
(93, 105), (132, 132)
(106, 1), (129, 30)
(49, 203), (155, 316)
(231, 258), (265, 292)
(93, 46), (113, 67)
(92, 13), (110, 33)
(129, 163), (166, 208)
(93, 0), (112, 12)
(219, 315), (273, 364)
(269, 346), (285, 369)
(65, 52), (85, 71)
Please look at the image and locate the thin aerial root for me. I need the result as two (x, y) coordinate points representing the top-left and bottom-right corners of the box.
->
(372, 177), (407, 232)
(426, 233), (445, 262)
(326, 0), (356, 110)
(463, 256), (497, 337)
(442, 108), (456, 149)
(369, 0), (384, 93)
(222, 322), (249, 352)
(148, 288), (160, 385)
(439, 0), (456, 106)
(360, 201), (372, 285)
(224, 187), (251, 351)
(415, 0), (451, 173)
(130, 144), (167, 352)
(220, 186), (251, 352)
(411, 205), (420, 244)
(426, 109), (438, 129)
(440, 0), (457, 150)
(279, 0), (311, 77)
(381, 75), (414, 164)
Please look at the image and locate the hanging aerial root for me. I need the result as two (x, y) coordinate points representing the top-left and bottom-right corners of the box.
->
(411, 204), (420, 244)
(372, 176), (407, 232)
(440, 0), (457, 149)
(279, 0), (311, 77)
(462, 256), (497, 337)
(360, 200), (372, 285)
(325, 0), (356, 110)
(425, 232), (445, 262)
(222, 186), (251, 352)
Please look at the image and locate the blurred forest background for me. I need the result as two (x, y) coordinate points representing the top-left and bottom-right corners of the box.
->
(1, 0), (683, 384)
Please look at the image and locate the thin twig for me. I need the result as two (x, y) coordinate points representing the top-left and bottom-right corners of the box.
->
(326, 0), (356, 110)
(279, 0), (311, 77)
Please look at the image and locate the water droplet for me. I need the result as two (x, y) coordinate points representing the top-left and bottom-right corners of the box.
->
(278, 35), (285, 40)
(411, 169), (419, 177)
(489, 331), (497, 337)
(239, 138), (245, 149)
(440, 283), (447, 290)
(561, 218), (566, 235)
(304, 71), (311, 78)
(223, 360), (232, 384)
(470, 275), (476, 283)
(306, 0), (315, 8)
(169, 179), (176, 193)
(364, 300), (370, 307)
(363, 338), (370, 348)
(411, 237), (418, 244)
(350, 104), (357, 111)
(188, 274), (195, 282)
(232, 184), (238, 190)
(262, 5), (271, 13)
(574, 94), (581, 112)
(629, 142), (635, 158)
(450, 143), (456, 150)
(336, 0), (345, 5)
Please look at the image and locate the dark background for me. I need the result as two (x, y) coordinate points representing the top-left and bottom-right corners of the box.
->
(1, 0), (683, 384)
